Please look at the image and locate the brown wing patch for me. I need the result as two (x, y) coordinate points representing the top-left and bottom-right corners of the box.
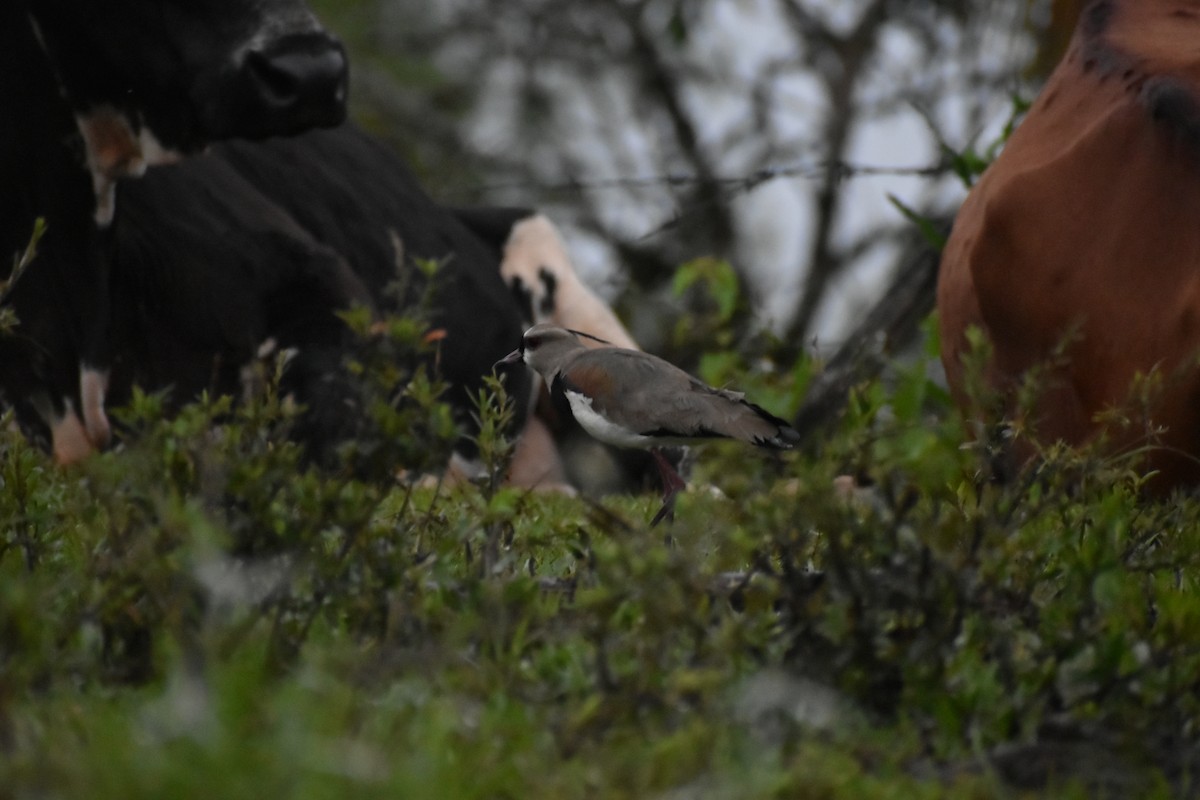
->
(558, 360), (617, 400)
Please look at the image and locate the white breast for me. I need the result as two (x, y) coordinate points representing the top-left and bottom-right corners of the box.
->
(564, 390), (654, 449)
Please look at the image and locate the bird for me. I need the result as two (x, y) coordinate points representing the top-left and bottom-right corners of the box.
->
(495, 323), (800, 525)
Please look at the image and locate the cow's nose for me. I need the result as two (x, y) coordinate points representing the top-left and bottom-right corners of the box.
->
(243, 33), (348, 128)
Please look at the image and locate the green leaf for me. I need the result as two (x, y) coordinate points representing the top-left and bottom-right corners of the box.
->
(887, 194), (946, 249)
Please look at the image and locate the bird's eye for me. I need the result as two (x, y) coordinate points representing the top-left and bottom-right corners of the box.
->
(526, 336), (542, 350)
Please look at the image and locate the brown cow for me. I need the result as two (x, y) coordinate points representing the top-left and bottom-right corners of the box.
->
(938, 0), (1200, 488)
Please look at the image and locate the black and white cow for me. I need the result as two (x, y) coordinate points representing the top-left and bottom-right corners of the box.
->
(1, 0), (347, 461)
(103, 124), (535, 467)
(3, 0), (653, 494)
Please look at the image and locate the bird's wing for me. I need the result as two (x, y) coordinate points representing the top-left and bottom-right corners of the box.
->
(558, 348), (798, 447)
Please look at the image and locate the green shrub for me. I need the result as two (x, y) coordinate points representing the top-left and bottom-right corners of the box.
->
(1, 288), (1198, 797)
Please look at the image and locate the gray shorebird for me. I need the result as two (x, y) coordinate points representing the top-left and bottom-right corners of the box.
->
(496, 323), (799, 525)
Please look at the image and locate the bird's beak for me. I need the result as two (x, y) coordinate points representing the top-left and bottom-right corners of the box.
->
(493, 348), (524, 370)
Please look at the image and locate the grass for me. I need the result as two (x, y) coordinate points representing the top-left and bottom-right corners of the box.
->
(2, 316), (1200, 799)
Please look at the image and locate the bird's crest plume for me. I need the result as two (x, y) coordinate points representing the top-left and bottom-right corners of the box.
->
(567, 329), (613, 346)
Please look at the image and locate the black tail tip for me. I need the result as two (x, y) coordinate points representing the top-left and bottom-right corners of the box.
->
(754, 424), (801, 450)
(772, 427), (802, 449)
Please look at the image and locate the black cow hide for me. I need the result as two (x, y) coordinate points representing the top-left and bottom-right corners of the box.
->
(100, 123), (533, 462)
(1, 0), (346, 456)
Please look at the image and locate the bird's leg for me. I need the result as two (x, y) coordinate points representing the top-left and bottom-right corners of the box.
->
(649, 448), (686, 527)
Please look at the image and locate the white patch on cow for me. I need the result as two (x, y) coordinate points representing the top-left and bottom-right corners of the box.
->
(48, 401), (94, 465)
(76, 107), (141, 226)
(137, 126), (183, 169)
(79, 365), (111, 448)
(90, 174), (117, 227)
(75, 108), (183, 226)
(501, 215), (638, 350)
(31, 18), (179, 225)
(564, 389), (654, 450)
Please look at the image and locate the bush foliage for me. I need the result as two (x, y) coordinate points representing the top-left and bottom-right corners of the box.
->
(3, 299), (1200, 799)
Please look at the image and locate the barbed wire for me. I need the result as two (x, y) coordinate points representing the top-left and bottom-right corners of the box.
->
(468, 159), (949, 195)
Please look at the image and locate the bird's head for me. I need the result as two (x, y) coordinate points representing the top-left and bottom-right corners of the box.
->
(494, 323), (600, 375)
